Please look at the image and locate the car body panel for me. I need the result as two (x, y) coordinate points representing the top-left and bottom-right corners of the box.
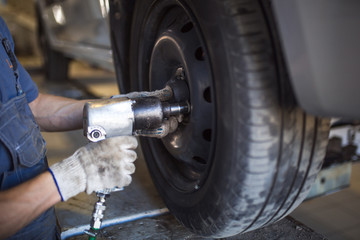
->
(272, 0), (360, 119)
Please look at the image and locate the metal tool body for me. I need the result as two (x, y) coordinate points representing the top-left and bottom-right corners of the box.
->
(83, 78), (190, 141)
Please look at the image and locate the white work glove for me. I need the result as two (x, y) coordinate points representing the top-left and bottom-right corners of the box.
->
(49, 136), (138, 201)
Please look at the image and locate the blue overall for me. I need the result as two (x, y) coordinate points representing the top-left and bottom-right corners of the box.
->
(0, 17), (60, 239)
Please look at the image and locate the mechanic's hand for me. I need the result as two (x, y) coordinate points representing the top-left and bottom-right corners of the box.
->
(49, 136), (138, 201)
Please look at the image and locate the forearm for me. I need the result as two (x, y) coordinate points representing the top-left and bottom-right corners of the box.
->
(29, 93), (88, 131)
(0, 171), (61, 239)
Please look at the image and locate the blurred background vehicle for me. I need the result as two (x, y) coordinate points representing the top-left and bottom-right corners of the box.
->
(35, 0), (113, 82)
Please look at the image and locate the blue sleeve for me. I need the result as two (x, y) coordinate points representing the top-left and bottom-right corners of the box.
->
(0, 17), (39, 103)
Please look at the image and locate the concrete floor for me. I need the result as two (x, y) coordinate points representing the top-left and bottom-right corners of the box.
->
(20, 59), (330, 239)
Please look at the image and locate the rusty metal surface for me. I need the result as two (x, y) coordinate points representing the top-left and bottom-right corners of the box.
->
(306, 163), (352, 200)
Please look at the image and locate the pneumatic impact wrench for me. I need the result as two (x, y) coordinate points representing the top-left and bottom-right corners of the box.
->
(83, 73), (190, 239)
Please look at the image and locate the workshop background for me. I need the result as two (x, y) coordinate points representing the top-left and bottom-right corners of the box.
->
(1, 1), (360, 239)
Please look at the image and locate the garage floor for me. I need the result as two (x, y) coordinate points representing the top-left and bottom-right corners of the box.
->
(21, 58), (359, 240)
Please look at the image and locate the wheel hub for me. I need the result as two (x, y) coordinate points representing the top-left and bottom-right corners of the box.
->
(145, 5), (216, 192)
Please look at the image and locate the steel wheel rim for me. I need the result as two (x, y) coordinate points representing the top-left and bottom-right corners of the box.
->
(139, 2), (216, 193)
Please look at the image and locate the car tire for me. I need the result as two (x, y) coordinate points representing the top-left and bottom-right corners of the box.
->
(128, 0), (330, 237)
